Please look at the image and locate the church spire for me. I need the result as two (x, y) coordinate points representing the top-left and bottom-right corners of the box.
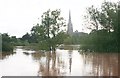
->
(69, 10), (71, 22)
(67, 10), (73, 35)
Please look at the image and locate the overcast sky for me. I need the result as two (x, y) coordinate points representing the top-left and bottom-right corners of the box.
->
(0, 0), (118, 37)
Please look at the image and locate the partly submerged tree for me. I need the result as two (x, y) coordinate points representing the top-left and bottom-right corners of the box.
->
(31, 9), (67, 51)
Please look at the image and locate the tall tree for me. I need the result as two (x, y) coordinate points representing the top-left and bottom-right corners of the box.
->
(82, 1), (120, 52)
(31, 9), (67, 51)
(85, 1), (119, 32)
(86, 5), (100, 30)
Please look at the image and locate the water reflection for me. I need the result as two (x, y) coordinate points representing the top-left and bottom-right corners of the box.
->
(0, 52), (2, 60)
(36, 52), (66, 76)
(68, 50), (73, 73)
(81, 52), (118, 76)
(0, 52), (16, 60)
(0, 46), (118, 76)
(31, 51), (45, 61)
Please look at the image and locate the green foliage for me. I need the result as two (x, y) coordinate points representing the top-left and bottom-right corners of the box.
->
(64, 32), (88, 45)
(82, 1), (120, 52)
(1, 33), (30, 52)
(30, 9), (67, 51)
(64, 36), (73, 44)
(2, 33), (13, 52)
(80, 30), (117, 52)
(2, 42), (13, 52)
(38, 40), (50, 51)
(85, 1), (119, 32)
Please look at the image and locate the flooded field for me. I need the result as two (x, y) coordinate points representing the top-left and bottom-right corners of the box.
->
(0, 46), (118, 76)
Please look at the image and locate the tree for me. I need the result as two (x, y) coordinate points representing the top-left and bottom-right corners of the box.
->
(82, 1), (120, 52)
(86, 1), (119, 32)
(31, 24), (46, 43)
(2, 33), (13, 52)
(22, 33), (31, 43)
(85, 5), (100, 30)
(31, 9), (66, 51)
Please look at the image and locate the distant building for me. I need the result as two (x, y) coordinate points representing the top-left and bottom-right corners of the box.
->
(67, 10), (73, 36)
(67, 10), (88, 37)
(73, 30), (88, 36)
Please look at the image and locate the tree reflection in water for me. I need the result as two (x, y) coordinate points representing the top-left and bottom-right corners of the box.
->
(31, 51), (66, 76)
(0, 52), (16, 60)
(0, 47), (118, 76)
(0, 52), (2, 60)
(81, 52), (118, 76)
(31, 49), (118, 76)
(68, 50), (73, 74)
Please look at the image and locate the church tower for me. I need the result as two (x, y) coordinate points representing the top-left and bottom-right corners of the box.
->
(67, 10), (73, 35)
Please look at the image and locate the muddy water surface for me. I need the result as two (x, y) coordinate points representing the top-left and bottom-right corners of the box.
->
(0, 46), (118, 76)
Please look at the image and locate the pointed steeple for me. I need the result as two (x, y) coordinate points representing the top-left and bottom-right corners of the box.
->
(69, 10), (71, 22)
(67, 10), (73, 35)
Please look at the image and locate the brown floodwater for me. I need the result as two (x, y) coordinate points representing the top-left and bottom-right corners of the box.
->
(0, 46), (118, 76)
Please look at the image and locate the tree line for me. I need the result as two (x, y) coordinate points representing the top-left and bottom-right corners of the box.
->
(1, 1), (120, 52)
(1, 9), (68, 52)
